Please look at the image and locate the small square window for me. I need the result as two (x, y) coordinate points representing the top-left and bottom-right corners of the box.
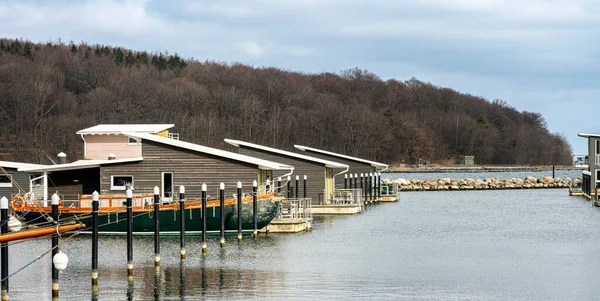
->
(0, 175), (12, 188)
(111, 175), (134, 190)
(128, 137), (138, 145)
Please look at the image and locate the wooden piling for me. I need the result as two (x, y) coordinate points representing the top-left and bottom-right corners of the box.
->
(91, 191), (99, 290)
(179, 185), (186, 260)
(126, 188), (133, 281)
(237, 182), (242, 242)
(51, 193), (59, 298)
(201, 184), (207, 254)
(252, 180), (258, 239)
(153, 186), (160, 270)
(1, 196), (8, 301)
(219, 183), (225, 248)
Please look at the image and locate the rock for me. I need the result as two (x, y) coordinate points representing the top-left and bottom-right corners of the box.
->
(525, 176), (537, 183)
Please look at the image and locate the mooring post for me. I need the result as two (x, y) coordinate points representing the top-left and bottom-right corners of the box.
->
(201, 183), (207, 254)
(1, 196), (8, 301)
(237, 182), (243, 242)
(553, 165), (555, 178)
(287, 176), (291, 198)
(277, 177), (281, 194)
(179, 185), (186, 260)
(252, 180), (258, 239)
(303, 175), (307, 199)
(126, 187), (133, 281)
(219, 183), (225, 248)
(91, 191), (99, 291)
(354, 173), (358, 189)
(369, 173), (374, 202)
(360, 173), (364, 202)
(295, 175), (299, 199)
(349, 174), (353, 190)
(377, 172), (381, 199)
(153, 186), (161, 270)
(51, 193), (60, 298)
(344, 174), (348, 189)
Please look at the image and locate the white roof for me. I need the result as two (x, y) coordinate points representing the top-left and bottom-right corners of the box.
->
(294, 145), (388, 169)
(0, 161), (48, 170)
(225, 139), (349, 169)
(19, 158), (144, 172)
(122, 133), (293, 171)
(77, 124), (175, 135)
(578, 133), (600, 138)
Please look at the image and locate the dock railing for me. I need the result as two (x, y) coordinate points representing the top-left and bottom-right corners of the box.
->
(277, 198), (312, 222)
(331, 189), (364, 210)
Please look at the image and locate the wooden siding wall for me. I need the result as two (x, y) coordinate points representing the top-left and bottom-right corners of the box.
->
(100, 141), (261, 200)
(238, 146), (326, 205)
(589, 137), (599, 187)
(300, 150), (371, 188)
(48, 168), (100, 200)
(85, 134), (142, 160)
(0, 168), (30, 198)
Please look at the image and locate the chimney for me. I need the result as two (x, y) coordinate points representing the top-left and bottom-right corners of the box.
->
(57, 152), (67, 164)
(108, 153), (116, 160)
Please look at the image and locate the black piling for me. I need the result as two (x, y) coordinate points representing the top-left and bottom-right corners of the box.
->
(153, 186), (160, 270)
(1, 196), (8, 301)
(354, 173), (358, 189)
(219, 183), (225, 248)
(179, 185), (186, 260)
(553, 165), (555, 178)
(277, 177), (281, 194)
(370, 173), (374, 202)
(349, 174), (353, 190)
(91, 191), (99, 290)
(126, 188), (133, 281)
(51, 193), (60, 298)
(201, 184), (207, 254)
(360, 173), (364, 202)
(237, 182), (242, 242)
(303, 175), (307, 199)
(344, 174), (348, 189)
(252, 180), (258, 239)
(377, 172), (381, 199)
(287, 176), (291, 198)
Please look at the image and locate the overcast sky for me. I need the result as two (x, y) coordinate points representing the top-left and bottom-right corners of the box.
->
(1, 0), (598, 154)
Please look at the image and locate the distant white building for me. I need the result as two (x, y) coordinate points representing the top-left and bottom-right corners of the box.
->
(573, 154), (588, 167)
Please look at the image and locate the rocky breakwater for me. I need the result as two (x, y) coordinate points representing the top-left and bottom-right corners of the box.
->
(385, 176), (581, 191)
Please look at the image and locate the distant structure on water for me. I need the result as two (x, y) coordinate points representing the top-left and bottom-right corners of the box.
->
(457, 155), (475, 166)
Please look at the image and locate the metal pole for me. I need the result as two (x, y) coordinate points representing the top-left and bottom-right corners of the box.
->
(51, 193), (60, 298)
(344, 174), (347, 189)
(360, 173), (364, 203)
(219, 183), (225, 248)
(126, 187), (133, 281)
(287, 176), (291, 198)
(369, 173), (374, 202)
(553, 165), (555, 178)
(303, 175), (307, 199)
(91, 191), (99, 290)
(349, 174), (353, 190)
(378, 172), (381, 199)
(354, 173), (358, 189)
(1, 196), (8, 301)
(237, 182), (242, 242)
(295, 175), (299, 199)
(252, 180), (258, 239)
(201, 184), (207, 254)
(153, 186), (160, 270)
(179, 185), (186, 260)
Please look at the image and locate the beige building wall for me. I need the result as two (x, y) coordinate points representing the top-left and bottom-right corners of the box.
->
(84, 134), (142, 159)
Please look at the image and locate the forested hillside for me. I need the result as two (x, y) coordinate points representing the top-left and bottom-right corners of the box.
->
(0, 39), (572, 165)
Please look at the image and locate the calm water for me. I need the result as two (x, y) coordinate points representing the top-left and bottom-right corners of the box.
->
(383, 169), (583, 181)
(7, 188), (600, 300)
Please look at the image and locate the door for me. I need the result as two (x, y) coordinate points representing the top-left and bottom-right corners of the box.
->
(162, 172), (173, 202)
(324, 167), (334, 204)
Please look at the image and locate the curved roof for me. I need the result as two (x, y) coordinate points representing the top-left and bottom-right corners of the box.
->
(225, 139), (348, 169)
(77, 124), (175, 135)
(123, 133), (293, 171)
(19, 158), (144, 172)
(294, 144), (388, 169)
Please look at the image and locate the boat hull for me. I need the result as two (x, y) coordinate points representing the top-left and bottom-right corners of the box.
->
(20, 198), (280, 236)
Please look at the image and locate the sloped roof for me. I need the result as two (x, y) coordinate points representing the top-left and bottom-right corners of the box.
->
(294, 144), (388, 169)
(0, 161), (48, 170)
(578, 133), (600, 138)
(224, 139), (349, 169)
(122, 133), (293, 171)
(77, 124), (175, 135)
(19, 158), (144, 172)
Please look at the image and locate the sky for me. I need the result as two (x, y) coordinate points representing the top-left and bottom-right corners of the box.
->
(1, 0), (598, 154)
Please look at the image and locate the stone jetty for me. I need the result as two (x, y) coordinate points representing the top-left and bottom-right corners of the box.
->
(384, 176), (580, 191)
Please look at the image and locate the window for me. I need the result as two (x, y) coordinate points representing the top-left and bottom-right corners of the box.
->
(597, 140), (600, 155)
(111, 175), (134, 190)
(128, 137), (138, 145)
(0, 175), (12, 188)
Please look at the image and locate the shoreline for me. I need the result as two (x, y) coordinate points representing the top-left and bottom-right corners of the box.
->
(383, 165), (584, 173)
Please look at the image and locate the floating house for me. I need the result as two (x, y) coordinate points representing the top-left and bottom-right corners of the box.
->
(293, 145), (394, 201)
(0, 161), (46, 199)
(19, 124), (293, 201)
(578, 133), (600, 198)
(224, 139), (349, 205)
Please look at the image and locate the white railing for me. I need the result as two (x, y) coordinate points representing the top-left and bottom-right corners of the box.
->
(277, 198), (312, 222)
(168, 132), (180, 140)
(332, 189), (363, 206)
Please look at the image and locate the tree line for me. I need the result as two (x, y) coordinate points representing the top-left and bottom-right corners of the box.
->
(0, 39), (573, 165)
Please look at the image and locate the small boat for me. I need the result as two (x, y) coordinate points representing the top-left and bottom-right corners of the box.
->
(12, 193), (282, 236)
